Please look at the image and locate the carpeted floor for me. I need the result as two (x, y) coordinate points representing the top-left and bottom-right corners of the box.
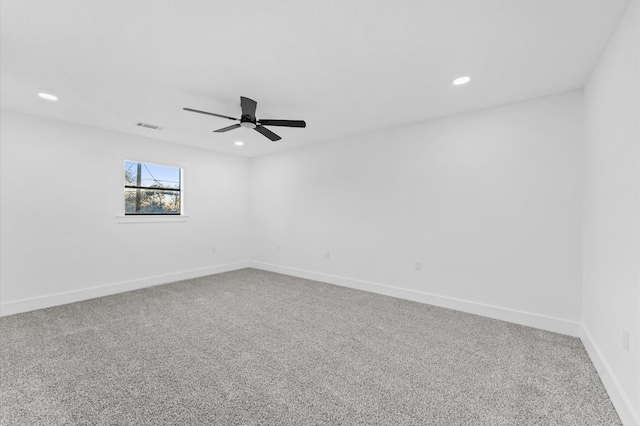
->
(1, 268), (621, 425)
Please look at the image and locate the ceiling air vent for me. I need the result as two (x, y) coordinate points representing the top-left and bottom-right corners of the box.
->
(134, 122), (165, 131)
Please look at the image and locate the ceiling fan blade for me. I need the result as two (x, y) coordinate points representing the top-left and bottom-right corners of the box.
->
(240, 96), (257, 118)
(258, 119), (306, 128)
(255, 125), (281, 141)
(214, 123), (241, 133)
(183, 108), (237, 121)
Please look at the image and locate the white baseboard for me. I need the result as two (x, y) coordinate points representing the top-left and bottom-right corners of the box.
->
(580, 325), (639, 426)
(0, 261), (251, 317)
(249, 262), (581, 337)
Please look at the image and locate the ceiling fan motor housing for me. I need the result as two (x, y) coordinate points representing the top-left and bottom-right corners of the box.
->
(240, 115), (257, 129)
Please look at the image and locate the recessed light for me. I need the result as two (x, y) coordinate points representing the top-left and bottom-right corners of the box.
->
(234, 141), (244, 146)
(452, 76), (471, 86)
(38, 92), (58, 101)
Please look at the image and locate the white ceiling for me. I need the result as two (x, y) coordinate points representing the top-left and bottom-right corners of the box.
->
(0, 0), (629, 157)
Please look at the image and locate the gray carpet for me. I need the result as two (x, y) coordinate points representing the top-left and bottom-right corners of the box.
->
(1, 268), (621, 425)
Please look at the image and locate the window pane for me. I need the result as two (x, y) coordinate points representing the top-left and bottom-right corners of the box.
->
(125, 161), (180, 189)
(125, 161), (138, 186)
(124, 161), (182, 216)
(125, 188), (181, 215)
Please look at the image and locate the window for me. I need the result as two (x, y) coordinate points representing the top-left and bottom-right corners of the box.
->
(124, 161), (181, 215)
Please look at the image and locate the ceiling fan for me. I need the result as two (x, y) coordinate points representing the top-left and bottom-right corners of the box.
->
(183, 96), (306, 142)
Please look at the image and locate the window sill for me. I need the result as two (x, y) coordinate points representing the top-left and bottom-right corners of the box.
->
(115, 215), (189, 224)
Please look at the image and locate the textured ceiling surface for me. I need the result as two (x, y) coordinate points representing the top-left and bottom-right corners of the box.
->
(0, 0), (629, 157)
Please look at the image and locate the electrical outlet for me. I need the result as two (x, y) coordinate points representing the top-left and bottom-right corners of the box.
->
(325, 251), (331, 259)
(415, 261), (422, 271)
(623, 329), (629, 351)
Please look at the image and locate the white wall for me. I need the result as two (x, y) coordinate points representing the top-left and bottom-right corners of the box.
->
(582, 0), (639, 423)
(0, 110), (251, 315)
(251, 91), (584, 335)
